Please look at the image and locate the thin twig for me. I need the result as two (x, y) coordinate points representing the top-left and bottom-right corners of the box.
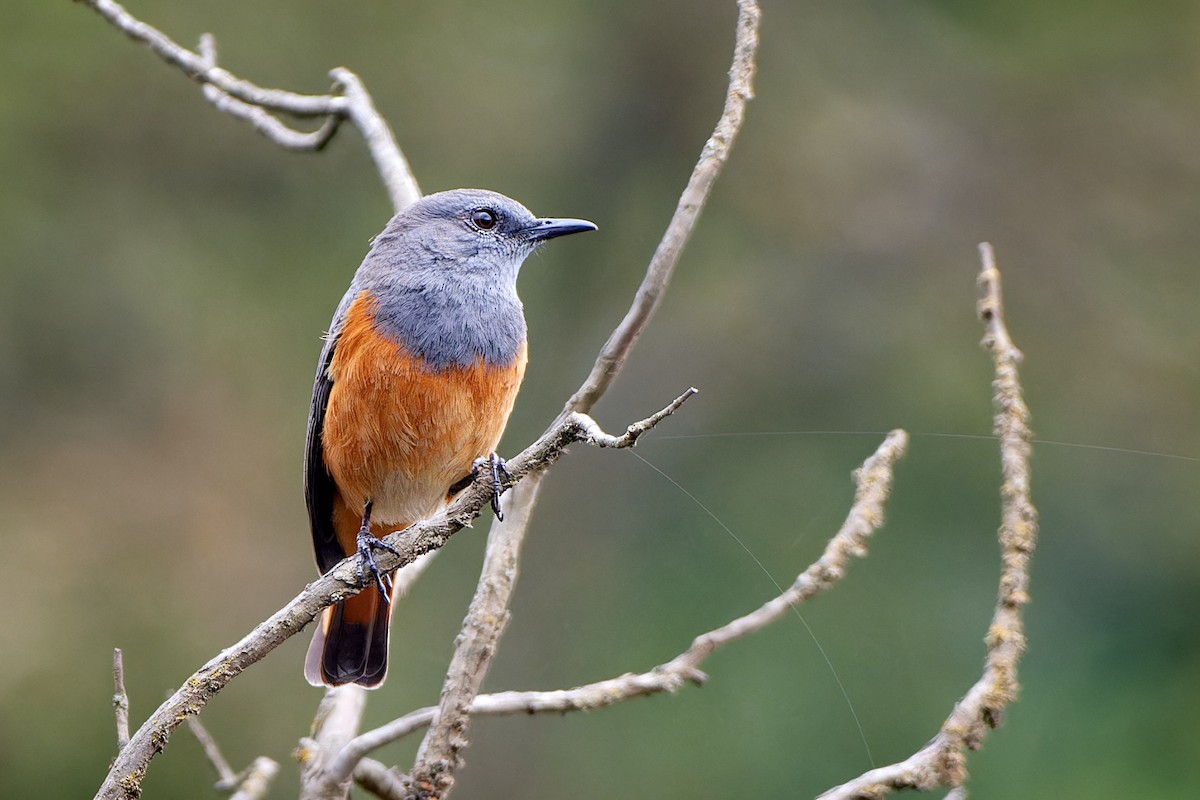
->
(185, 715), (238, 787)
(197, 35), (340, 152)
(112, 648), (130, 752)
(93, 396), (691, 800)
(817, 244), (1038, 799)
(406, 4), (762, 796)
(185, 713), (280, 799)
(326, 430), (907, 775)
(76, 0), (419, 213)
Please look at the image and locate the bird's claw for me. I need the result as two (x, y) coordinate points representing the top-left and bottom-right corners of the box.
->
(355, 527), (402, 603)
(473, 452), (511, 521)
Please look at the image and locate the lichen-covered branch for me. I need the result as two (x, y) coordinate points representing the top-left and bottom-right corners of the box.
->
(91, 396), (691, 800)
(818, 244), (1038, 799)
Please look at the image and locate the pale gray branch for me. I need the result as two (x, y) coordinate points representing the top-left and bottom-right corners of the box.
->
(818, 244), (1038, 799)
(405, 3), (762, 796)
(184, 713), (279, 799)
(326, 429), (907, 779)
(352, 758), (409, 800)
(111, 648), (130, 752)
(93, 396), (690, 800)
(565, 0), (761, 414)
(185, 715), (237, 787)
(197, 35), (340, 152)
(298, 686), (367, 800)
(77, 0), (419, 213)
(227, 759), (282, 800)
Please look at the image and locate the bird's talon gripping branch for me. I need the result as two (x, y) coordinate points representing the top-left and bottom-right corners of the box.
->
(474, 452), (510, 521)
(354, 526), (402, 604)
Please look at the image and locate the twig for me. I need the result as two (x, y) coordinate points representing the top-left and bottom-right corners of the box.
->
(197, 35), (340, 152)
(352, 758), (409, 800)
(185, 715), (238, 787)
(817, 244), (1038, 798)
(227, 758), (281, 800)
(406, 4), (762, 796)
(325, 430), (907, 776)
(76, 0), (420, 213)
(93, 396), (691, 800)
(185, 715), (281, 800)
(112, 648), (130, 752)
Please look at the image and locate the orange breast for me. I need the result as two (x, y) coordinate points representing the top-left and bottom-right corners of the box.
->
(321, 291), (527, 554)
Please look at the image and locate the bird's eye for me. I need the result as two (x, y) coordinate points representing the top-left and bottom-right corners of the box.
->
(470, 208), (498, 231)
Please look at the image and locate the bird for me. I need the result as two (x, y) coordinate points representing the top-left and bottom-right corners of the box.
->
(303, 188), (596, 688)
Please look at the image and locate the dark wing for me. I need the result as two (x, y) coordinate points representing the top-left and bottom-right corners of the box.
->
(304, 331), (345, 574)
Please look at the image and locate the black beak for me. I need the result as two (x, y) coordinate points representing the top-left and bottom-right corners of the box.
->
(525, 217), (598, 242)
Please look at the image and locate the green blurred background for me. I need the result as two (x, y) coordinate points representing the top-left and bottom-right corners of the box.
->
(3, 0), (1198, 797)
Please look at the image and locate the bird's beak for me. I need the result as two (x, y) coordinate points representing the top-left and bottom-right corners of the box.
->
(525, 217), (598, 242)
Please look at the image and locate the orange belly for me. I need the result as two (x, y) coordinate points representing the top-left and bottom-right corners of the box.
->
(321, 291), (527, 555)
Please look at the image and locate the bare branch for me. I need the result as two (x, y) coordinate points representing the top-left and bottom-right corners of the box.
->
(326, 429), (907, 777)
(352, 758), (409, 800)
(112, 648), (130, 752)
(227, 758), (281, 800)
(565, 0), (761, 414)
(93, 396), (689, 800)
(197, 35), (340, 152)
(297, 686), (367, 800)
(818, 244), (1039, 799)
(185, 715), (238, 787)
(406, 3), (762, 795)
(184, 714), (280, 800)
(76, 0), (420, 213)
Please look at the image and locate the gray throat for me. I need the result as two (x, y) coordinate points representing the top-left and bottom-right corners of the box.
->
(366, 277), (527, 370)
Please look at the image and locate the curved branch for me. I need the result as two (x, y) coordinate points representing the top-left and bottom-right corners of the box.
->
(92, 396), (692, 800)
(408, 3), (762, 796)
(818, 244), (1038, 799)
(325, 430), (907, 782)
(76, 0), (420, 213)
(565, 0), (761, 415)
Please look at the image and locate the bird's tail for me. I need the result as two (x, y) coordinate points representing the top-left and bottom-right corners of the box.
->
(305, 583), (394, 688)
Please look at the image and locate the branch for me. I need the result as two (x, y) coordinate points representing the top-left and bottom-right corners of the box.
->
(76, 0), (420, 213)
(565, 0), (761, 415)
(93, 396), (691, 800)
(817, 244), (1039, 799)
(324, 429), (907, 779)
(408, 3), (762, 795)
(184, 714), (279, 800)
(352, 758), (409, 800)
(112, 648), (130, 752)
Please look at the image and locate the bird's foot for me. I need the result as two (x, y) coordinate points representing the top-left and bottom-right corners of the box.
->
(355, 527), (402, 603)
(473, 452), (511, 521)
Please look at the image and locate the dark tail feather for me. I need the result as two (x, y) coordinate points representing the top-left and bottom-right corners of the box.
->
(305, 587), (392, 688)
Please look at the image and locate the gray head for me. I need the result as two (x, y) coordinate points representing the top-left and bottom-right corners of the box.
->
(347, 189), (596, 369)
(365, 188), (596, 285)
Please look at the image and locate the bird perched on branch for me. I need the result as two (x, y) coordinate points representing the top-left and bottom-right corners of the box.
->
(304, 189), (596, 687)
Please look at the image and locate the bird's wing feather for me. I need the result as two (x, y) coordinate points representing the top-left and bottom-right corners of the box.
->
(305, 329), (346, 574)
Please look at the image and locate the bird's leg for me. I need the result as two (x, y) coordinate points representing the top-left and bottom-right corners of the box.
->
(472, 452), (511, 521)
(355, 499), (402, 603)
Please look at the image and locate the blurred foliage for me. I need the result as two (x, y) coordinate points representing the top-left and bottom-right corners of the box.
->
(2, 0), (1199, 797)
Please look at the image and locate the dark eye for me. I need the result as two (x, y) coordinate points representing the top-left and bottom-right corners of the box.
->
(470, 208), (498, 230)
